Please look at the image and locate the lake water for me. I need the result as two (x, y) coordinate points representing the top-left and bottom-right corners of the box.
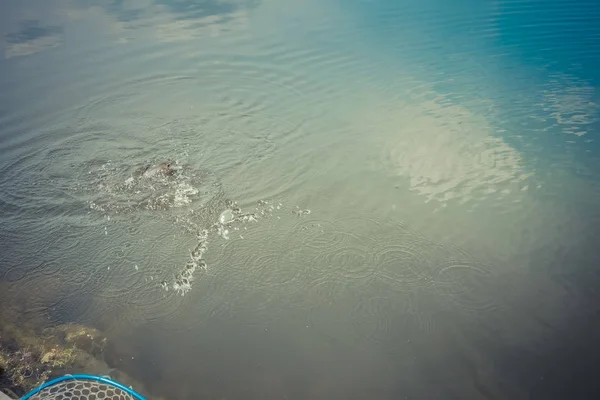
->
(1, 0), (600, 398)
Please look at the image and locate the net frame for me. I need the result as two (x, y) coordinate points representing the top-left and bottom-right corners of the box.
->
(20, 374), (147, 400)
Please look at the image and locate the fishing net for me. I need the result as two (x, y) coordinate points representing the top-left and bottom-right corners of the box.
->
(22, 375), (146, 400)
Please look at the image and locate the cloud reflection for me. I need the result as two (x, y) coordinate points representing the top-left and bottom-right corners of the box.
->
(156, 10), (249, 42)
(4, 20), (63, 59)
(152, 0), (252, 20)
(78, 0), (254, 42)
(378, 92), (532, 206)
(541, 72), (598, 137)
(1, 0), (256, 57)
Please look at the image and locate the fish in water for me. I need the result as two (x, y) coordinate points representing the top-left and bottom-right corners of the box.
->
(140, 162), (177, 178)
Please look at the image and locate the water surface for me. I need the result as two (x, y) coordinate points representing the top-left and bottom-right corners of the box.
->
(1, 0), (600, 398)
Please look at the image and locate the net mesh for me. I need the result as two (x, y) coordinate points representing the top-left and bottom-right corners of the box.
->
(29, 379), (136, 400)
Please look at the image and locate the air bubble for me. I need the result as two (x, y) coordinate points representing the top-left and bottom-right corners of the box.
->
(219, 209), (235, 224)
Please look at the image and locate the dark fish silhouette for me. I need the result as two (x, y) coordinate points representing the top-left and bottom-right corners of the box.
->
(140, 162), (176, 178)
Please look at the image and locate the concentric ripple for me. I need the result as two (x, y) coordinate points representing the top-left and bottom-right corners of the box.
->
(434, 260), (502, 315)
(292, 216), (502, 338)
(371, 242), (436, 291)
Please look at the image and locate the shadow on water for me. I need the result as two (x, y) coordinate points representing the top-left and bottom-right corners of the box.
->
(490, 222), (600, 399)
(4, 214), (600, 399)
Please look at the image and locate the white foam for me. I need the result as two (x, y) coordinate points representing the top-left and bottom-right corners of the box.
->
(173, 183), (199, 207)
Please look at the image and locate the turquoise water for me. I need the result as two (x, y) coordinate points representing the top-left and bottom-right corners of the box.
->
(1, 0), (600, 398)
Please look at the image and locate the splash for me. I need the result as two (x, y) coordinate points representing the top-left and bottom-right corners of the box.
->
(164, 199), (298, 296)
(84, 160), (209, 214)
(82, 159), (311, 297)
(168, 229), (209, 296)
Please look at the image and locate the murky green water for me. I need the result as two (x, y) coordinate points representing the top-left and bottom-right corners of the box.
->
(2, 0), (600, 398)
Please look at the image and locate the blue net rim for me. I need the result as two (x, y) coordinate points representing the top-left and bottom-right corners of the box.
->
(20, 374), (148, 400)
